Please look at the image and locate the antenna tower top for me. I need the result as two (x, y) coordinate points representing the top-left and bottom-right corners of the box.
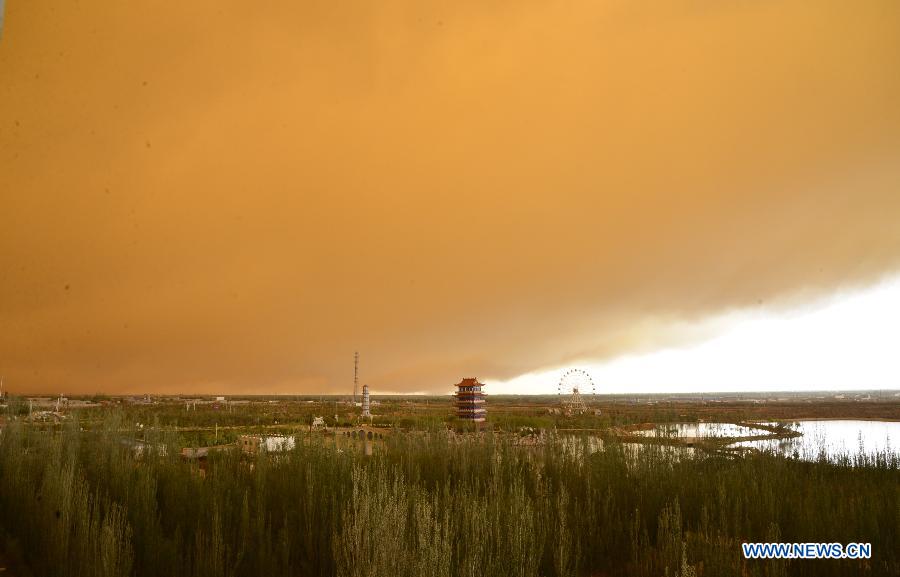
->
(353, 352), (359, 404)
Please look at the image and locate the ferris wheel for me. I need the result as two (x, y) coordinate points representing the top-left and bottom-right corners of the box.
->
(558, 368), (595, 413)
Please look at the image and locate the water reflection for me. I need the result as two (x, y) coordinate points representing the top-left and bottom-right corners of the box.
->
(634, 422), (760, 438)
(730, 420), (898, 461)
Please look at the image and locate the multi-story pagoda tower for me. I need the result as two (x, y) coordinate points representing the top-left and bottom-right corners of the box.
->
(454, 377), (486, 422)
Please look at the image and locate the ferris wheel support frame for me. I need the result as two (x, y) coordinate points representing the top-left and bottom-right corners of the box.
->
(558, 368), (595, 415)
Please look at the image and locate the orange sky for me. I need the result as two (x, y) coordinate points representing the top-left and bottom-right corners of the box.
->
(2, 1), (900, 395)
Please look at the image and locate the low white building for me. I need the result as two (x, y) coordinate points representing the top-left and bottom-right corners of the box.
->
(239, 435), (296, 454)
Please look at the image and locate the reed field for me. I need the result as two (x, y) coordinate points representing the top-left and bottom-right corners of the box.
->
(0, 408), (898, 577)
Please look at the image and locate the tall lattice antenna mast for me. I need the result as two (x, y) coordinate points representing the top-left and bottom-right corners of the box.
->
(353, 351), (359, 405)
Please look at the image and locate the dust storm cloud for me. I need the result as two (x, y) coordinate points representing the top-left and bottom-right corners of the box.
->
(1, 1), (899, 394)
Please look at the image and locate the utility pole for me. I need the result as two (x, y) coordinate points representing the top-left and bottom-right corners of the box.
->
(353, 351), (359, 405)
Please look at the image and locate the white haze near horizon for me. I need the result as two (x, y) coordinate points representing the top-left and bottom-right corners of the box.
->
(485, 275), (900, 396)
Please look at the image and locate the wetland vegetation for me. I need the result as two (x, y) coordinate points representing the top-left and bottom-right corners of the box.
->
(0, 396), (898, 577)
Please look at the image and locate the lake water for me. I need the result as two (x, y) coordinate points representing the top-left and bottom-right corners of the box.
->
(633, 422), (761, 438)
(557, 434), (699, 461)
(729, 420), (899, 462)
(631, 420), (899, 463)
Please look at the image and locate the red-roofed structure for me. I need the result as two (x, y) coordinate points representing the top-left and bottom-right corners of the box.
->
(454, 377), (486, 422)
